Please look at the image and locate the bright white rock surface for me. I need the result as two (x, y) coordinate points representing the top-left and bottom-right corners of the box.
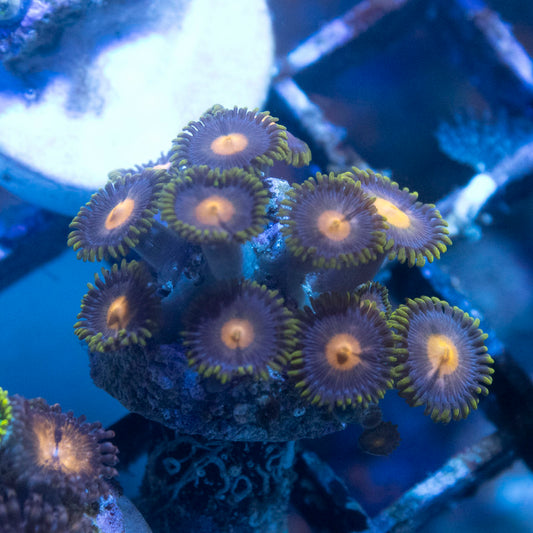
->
(0, 0), (274, 214)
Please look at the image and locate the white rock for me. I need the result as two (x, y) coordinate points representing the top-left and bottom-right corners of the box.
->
(0, 0), (274, 214)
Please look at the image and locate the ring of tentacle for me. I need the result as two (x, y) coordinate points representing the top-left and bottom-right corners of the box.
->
(74, 260), (160, 353)
(284, 131), (312, 167)
(68, 170), (162, 261)
(355, 281), (392, 317)
(0, 388), (12, 444)
(289, 292), (396, 408)
(3, 396), (118, 506)
(170, 106), (289, 172)
(108, 156), (171, 184)
(280, 172), (387, 269)
(348, 167), (452, 267)
(390, 296), (494, 423)
(182, 280), (299, 383)
(158, 166), (269, 244)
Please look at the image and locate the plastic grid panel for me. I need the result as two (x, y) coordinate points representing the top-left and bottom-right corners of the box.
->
(271, 0), (533, 531)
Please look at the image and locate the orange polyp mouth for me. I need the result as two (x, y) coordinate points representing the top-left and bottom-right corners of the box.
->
(106, 295), (131, 331)
(210, 133), (249, 156)
(374, 198), (411, 229)
(426, 333), (459, 376)
(325, 333), (362, 370)
(105, 198), (135, 230)
(220, 318), (255, 350)
(317, 210), (351, 241)
(194, 195), (235, 226)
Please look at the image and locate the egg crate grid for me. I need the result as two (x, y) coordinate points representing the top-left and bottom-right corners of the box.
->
(269, 0), (533, 531)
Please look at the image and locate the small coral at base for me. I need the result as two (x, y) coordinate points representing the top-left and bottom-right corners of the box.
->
(0, 392), (119, 532)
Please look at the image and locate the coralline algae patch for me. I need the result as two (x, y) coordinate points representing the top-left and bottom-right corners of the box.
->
(69, 105), (493, 444)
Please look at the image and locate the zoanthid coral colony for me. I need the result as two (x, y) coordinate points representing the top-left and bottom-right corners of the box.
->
(70, 104), (493, 420)
(67, 105), (494, 529)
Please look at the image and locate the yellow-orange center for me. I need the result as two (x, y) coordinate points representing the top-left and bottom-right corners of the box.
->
(371, 436), (385, 448)
(317, 210), (351, 241)
(220, 319), (255, 350)
(105, 197), (135, 230)
(426, 334), (459, 376)
(210, 133), (249, 156)
(106, 295), (131, 331)
(374, 198), (411, 229)
(325, 333), (362, 370)
(33, 417), (92, 475)
(194, 195), (235, 226)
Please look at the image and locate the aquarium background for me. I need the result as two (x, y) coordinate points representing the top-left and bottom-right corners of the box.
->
(1, 0), (533, 531)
